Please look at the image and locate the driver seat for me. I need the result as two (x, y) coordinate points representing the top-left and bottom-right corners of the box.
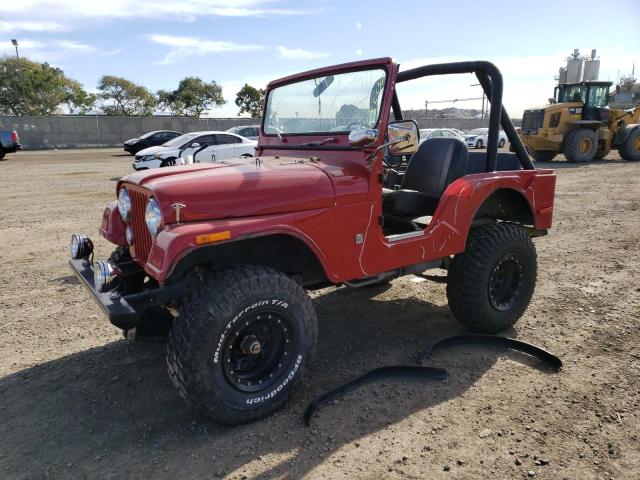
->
(383, 138), (469, 219)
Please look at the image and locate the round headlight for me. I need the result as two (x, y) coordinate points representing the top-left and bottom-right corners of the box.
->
(94, 260), (117, 293)
(125, 225), (134, 245)
(118, 188), (132, 222)
(145, 197), (163, 238)
(70, 234), (93, 259)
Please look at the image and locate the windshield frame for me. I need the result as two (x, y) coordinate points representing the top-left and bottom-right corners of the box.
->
(261, 65), (391, 138)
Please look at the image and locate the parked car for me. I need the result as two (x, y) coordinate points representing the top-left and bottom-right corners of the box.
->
(464, 128), (508, 149)
(0, 129), (22, 160)
(132, 131), (256, 170)
(123, 130), (182, 155)
(419, 128), (465, 142)
(69, 57), (553, 425)
(226, 125), (260, 140)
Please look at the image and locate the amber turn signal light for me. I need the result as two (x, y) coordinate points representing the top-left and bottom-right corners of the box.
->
(195, 230), (231, 245)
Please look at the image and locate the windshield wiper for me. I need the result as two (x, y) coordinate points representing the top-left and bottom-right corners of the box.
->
(298, 137), (338, 147)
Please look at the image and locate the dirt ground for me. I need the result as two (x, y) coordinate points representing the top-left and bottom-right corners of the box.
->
(1, 148), (639, 480)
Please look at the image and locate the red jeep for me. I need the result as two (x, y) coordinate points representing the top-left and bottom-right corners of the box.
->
(69, 58), (555, 424)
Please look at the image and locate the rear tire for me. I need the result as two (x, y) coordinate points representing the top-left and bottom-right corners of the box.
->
(0, 147), (5, 160)
(446, 223), (537, 333)
(167, 265), (317, 424)
(498, 138), (506, 148)
(620, 128), (640, 161)
(530, 149), (556, 162)
(563, 129), (597, 163)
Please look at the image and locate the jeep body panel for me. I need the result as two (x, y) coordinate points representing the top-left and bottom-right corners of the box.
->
(97, 57), (554, 286)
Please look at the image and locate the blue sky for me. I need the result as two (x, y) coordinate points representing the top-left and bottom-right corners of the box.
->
(1, 0), (639, 117)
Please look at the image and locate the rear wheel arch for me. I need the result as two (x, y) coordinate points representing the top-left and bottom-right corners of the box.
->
(471, 187), (535, 227)
(168, 233), (331, 288)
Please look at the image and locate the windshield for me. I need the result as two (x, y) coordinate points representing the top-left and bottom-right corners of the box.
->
(164, 133), (198, 147)
(264, 68), (387, 135)
(559, 85), (587, 103)
(468, 128), (487, 135)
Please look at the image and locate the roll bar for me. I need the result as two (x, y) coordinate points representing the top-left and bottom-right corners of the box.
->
(396, 61), (535, 171)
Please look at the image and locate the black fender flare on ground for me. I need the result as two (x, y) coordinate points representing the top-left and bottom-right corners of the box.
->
(304, 334), (562, 426)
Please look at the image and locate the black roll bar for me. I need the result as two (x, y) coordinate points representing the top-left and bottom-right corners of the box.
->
(396, 61), (535, 171)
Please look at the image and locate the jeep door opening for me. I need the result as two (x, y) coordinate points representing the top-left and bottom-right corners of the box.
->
(69, 58), (555, 424)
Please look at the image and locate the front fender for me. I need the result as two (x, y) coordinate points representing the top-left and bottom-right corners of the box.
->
(143, 210), (334, 283)
(99, 201), (127, 246)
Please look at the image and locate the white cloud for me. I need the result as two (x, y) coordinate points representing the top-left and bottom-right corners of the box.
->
(356, 49), (363, 56)
(277, 46), (330, 60)
(355, 22), (362, 30)
(0, 20), (68, 33)
(149, 34), (265, 65)
(9, 1), (317, 24)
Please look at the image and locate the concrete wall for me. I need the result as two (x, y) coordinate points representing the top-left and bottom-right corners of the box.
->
(0, 116), (257, 150)
(0, 115), (521, 150)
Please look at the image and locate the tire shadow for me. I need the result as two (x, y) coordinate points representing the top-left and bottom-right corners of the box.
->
(0, 282), (551, 479)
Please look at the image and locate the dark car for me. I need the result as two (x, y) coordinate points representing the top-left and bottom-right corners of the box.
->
(0, 129), (22, 160)
(123, 130), (182, 155)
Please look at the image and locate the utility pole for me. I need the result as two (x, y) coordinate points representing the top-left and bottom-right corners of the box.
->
(11, 39), (29, 114)
(424, 100), (428, 120)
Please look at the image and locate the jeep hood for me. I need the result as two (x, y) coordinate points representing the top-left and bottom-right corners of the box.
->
(121, 157), (336, 222)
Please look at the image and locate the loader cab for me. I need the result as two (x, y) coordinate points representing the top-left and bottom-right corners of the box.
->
(556, 81), (612, 123)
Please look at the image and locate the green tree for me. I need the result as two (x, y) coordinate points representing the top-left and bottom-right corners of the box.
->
(235, 84), (265, 118)
(97, 75), (156, 116)
(0, 56), (95, 115)
(158, 77), (225, 117)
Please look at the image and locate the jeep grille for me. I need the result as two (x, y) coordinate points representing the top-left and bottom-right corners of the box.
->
(128, 187), (153, 264)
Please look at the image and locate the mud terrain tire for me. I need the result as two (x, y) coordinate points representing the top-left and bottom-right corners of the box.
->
(446, 223), (537, 333)
(563, 128), (597, 163)
(167, 265), (317, 424)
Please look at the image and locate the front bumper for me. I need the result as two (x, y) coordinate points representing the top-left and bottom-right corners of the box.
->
(69, 256), (189, 330)
(69, 258), (138, 330)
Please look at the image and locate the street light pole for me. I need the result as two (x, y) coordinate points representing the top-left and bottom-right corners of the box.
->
(11, 39), (29, 114)
(470, 83), (486, 121)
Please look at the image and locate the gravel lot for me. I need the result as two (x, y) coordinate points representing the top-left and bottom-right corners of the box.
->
(1, 148), (639, 480)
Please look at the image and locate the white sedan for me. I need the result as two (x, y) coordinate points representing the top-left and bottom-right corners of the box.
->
(463, 128), (508, 149)
(132, 131), (256, 170)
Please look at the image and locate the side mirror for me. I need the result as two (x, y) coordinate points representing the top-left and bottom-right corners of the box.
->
(387, 120), (419, 155)
(348, 128), (379, 147)
(190, 142), (201, 148)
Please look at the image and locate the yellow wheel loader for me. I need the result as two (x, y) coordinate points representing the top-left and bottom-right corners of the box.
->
(518, 81), (640, 162)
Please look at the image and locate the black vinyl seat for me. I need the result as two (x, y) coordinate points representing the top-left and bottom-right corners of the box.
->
(383, 138), (469, 219)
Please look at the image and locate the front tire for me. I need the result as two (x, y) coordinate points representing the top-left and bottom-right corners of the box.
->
(563, 128), (597, 163)
(0, 147), (5, 160)
(160, 157), (176, 167)
(446, 224), (537, 333)
(167, 265), (317, 424)
(476, 139), (483, 149)
(498, 138), (506, 148)
(620, 128), (640, 161)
